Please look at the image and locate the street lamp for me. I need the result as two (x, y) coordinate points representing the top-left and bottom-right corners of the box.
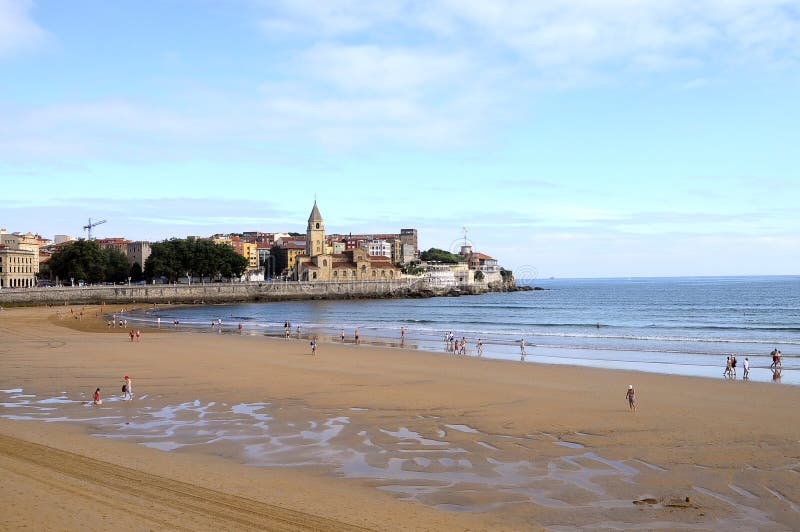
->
(187, 272), (191, 285)
(127, 276), (131, 286)
(70, 277), (74, 287)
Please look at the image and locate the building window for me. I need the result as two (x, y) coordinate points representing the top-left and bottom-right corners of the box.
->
(312, 272), (317, 280)
(315, 223), (320, 229)
(323, 259), (327, 267)
(372, 270), (376, 277)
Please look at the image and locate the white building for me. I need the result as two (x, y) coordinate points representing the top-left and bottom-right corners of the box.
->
(423, 263), (457, 288)
(361, 239), (392, 259)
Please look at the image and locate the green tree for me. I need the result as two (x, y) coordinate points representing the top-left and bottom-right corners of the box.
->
(104, 247), (130, 283)
(399, 261), (424, 275)
(474, 270), (485, 281)
(48, 240), (108, 284)
(129, 262), (143, 282)
(419, 248), (462, 264)
(144, 238), (248, 282)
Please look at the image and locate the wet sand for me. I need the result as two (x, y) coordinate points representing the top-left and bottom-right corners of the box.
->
(0, 305), (799, 530)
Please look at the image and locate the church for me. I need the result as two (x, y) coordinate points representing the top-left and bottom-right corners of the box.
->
(295, 202), (401, 282)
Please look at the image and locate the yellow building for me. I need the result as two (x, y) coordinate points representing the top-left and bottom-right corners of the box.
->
(295, 202), (400, 282)
(0, 229), (40, 288)
(242, 242), (259, 270)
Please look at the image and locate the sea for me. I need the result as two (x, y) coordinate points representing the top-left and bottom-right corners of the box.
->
(125, 276), (799, 385)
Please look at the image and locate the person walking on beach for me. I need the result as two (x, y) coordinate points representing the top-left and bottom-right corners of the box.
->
(460, 337), (467, 355)
(401, 327), (405, 340)
(340, 329), (345, 342)
(731, 355), (737, 379)
(122, 375), (132, 400)
(354, 329), (360, 345)
(93, 388), (102, 405)
(129, 329), (135, 342)
(626, 385), (636, 411)
(724, 356), (733, 378)
(770, 348), (782, 369)
(135, 330), (141, 342)
(476, 338), (483, 357)
(310, 338), (317, 355)
(520, 339), (526, 361)
(743, 357), (750, 381)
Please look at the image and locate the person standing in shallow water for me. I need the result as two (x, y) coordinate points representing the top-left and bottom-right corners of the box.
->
(122, 375), (132, 400)
(626, 385), (636, 411)
(93, 388), (102, 405)
(519, 339), (526, 361)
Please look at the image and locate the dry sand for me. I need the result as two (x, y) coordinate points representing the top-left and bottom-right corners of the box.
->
(0, 305), (798, 531)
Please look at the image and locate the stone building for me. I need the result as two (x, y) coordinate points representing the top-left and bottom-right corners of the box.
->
(0, 229), (40, 288)
(295, 202), (401, 282)
(126, 241), (152, 271)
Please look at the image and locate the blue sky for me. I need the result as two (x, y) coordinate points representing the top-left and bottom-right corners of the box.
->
(1, 0), (799, 278)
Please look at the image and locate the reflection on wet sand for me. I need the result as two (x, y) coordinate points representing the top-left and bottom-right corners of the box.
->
(0, 388), (794, 530)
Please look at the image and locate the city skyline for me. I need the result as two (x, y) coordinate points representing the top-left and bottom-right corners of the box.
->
(2, 1), (799, 278)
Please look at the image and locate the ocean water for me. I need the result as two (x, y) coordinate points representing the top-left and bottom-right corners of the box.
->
(126, 276), (800, 384)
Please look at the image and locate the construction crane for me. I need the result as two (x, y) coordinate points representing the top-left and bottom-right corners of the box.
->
(83, 218), (106, 240)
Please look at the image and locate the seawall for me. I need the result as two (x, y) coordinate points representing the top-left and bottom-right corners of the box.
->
(0, 279), (527, 307)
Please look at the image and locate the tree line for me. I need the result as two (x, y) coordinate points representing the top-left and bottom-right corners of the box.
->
(143, 238), (248, 282)
(47, 238), (248, 284)
(47, 240), (132, 284)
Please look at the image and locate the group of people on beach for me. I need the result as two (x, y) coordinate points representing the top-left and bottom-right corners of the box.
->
(723, 354), (742, 379)
(92, 375), (133, 405)
(444, 332), (468, 355)
(723, 348), (787, 381)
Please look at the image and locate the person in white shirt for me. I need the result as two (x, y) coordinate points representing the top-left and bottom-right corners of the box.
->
(743, 357), (750, 381)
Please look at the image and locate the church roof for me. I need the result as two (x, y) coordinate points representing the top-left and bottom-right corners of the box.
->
(308, 201), (323, 223)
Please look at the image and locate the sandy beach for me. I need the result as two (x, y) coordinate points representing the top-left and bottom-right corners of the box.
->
(0, 305), (799, 531)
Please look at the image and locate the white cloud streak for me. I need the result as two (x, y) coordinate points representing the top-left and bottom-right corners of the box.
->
(3, 1), (798, 157)
(0, 0), (47, 58)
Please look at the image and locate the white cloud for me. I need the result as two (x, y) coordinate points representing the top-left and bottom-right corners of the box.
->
(4, 1), (798, 158)
(0, 0), (47, 58)
(244, 0), (800, 149)
(301, 43), (471, 94)
(264, 0), (800, 75)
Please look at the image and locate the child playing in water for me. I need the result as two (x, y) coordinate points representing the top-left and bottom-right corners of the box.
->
(93, 388), (102, 405)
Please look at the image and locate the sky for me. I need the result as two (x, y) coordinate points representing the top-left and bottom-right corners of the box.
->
(1, 0), (799, 278)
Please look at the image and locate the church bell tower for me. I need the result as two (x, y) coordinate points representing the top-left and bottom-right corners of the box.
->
(306, 200), (325, 257)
